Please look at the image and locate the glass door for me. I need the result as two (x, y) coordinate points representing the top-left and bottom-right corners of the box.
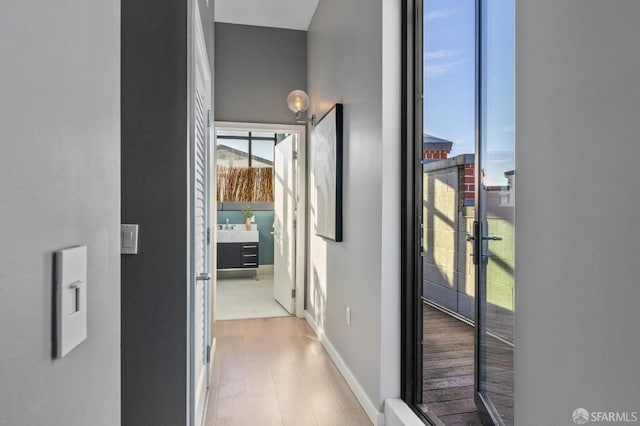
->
(420, 0), (481, 423)
(475, 0), (515, 424)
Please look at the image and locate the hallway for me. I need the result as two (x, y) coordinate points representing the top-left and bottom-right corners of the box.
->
(206, 317), (372, 426)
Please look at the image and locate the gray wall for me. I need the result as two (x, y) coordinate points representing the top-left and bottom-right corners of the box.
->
(306, 0), (401, 415)
(121, 0), (214, 425)
(0, 1), (121, 425)
(215, 23), (307, 124)
(516, 0), (640, 423)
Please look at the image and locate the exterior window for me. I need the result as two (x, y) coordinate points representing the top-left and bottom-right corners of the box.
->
(216, 131), (276, 203)
(402, 1), (515, 424)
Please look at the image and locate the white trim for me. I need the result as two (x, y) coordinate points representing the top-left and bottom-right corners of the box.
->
(200, 390), (209, 426)
(304, 312), (386, 426)
(208, 337), (216, 367)
(189, 3), (212, 426)
(200, 338), (217, 426)
(293, 129), (306, 319)
(384, 399), (426, 426)
(215, 121), (306, 133)
(214, 121), (307, 319)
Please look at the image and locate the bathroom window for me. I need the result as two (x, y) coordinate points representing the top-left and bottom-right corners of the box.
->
(250, 139), (275, 168)
(217, 138), (250, 168)
(216, 131), (277, 203)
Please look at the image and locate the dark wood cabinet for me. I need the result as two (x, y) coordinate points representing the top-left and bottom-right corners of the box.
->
(217, 242), (259, 269)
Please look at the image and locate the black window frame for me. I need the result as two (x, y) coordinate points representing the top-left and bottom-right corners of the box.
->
(215, 131), (278, 209)
(401, 0), (430, 422)
(215, 131), (277, 168)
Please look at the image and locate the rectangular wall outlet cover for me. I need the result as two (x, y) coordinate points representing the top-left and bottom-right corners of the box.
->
(54, 245), (88, 358)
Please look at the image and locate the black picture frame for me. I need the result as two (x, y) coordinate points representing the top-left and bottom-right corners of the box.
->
(311, 103), (343, 242)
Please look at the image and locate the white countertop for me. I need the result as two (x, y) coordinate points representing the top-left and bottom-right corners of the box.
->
(217, 224), (259, 243)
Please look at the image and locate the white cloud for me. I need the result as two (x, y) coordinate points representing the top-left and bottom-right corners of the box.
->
(424, 50), (463, 78)
(424, 49), (461, 60)
(425, 61), (461, 78)
(424, 9), (455, 21)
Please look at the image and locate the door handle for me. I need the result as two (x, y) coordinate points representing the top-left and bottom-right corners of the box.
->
(482, 236), (503, 241)
(196, 273), (211, 281)
(472, 221), (480, 265)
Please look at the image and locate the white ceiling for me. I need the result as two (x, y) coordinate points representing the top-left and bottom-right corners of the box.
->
(214, 0), (320, 31)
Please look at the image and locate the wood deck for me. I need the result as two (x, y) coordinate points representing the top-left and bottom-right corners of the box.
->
(479, 329), (514, 424)
(422, 304), (484, 425)
(422, 303), (514, 425)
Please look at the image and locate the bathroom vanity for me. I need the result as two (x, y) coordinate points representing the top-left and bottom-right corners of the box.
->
(216, 224), (259, 270)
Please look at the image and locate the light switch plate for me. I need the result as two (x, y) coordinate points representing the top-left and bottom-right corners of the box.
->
(54, 245), (87, 358)
(121, 224), (139, 254)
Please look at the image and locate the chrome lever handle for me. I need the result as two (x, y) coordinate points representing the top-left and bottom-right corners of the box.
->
(196, 273), (211, 281)
(467, 234), (502, 241)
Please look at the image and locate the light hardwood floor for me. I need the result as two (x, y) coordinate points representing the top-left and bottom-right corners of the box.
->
(206, 317), (373, 426)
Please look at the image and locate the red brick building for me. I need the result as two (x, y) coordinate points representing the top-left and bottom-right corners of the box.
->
(423, 133), (453, 162)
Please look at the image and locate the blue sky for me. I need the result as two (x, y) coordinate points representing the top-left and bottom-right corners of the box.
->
(423, 0), (514, 185)
(423, 1), (476, 157)
(217, 133), (276, 164)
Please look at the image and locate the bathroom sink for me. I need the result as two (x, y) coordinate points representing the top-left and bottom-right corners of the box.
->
(217, 224), (259, 243)
(218, 224), (256, 231)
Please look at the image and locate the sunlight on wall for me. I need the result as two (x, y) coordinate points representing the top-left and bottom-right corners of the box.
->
(306, 166), (328, 330)
(486, 216), (514, 312)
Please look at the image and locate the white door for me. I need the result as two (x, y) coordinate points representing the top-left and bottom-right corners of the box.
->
(273, 134), (296, 313)
(191, 5), (210, 426)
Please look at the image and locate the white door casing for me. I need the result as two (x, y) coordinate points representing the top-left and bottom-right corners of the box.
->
(214, 122), (306, 319)
(190, 3), (211, 425)
(273, 134), (296, 314)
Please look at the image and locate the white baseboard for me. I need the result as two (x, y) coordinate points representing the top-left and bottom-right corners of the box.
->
(209, 337), (216, 365)
(304, 311), (386, 426)
(201, 338), (217, 426)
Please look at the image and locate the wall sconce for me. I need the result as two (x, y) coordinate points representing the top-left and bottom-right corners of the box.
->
(287, 90), (316, 125)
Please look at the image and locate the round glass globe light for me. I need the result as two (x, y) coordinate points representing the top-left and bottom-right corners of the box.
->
(287, 90), (309, 113)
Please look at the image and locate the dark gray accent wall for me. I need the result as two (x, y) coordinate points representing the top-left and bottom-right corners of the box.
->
(121, 1), (214, 425)
(0, 1), (121, 425)
(215, 23), (307, 124)
(516, 0), (640, 422)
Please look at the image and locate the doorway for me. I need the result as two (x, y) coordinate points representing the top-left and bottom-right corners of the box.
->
(213, 122), (306, 321)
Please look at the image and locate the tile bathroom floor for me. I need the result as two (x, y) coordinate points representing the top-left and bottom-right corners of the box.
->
(216, 272), (290, 320)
